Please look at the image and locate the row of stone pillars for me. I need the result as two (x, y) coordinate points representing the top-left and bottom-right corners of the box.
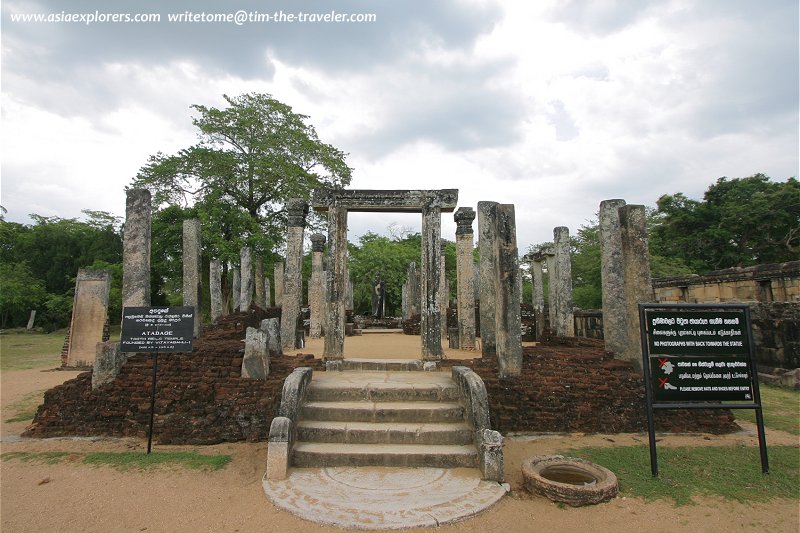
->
(121, 188), (651, 376)
(522, 201), (653, 370)
(122, 189), (302, 344)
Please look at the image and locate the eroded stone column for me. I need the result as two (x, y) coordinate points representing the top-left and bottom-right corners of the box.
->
(264, 277), (272, 307)
(240, 247), (253, 311)
(454, 207), (476, 350)
(494, 204), (522, 377)
(182, 219), (202, 338)
(620, 204), (653, 371)
(439, 242), (448, 339)
(122, 189), (151, 310)
(544, 247), (556, 333)
(280, 199), (308, 351)
(324, 207), (348, 359)
(232, 268), (241, 312)
(404, 262), (420, 319)
(210, 259), (223, 323)
(309, 233), (326, 338)
(274, 262), (284, 308)
(553, 226), (574, 337)
(531, 255), (545, 339)
(421, 203), (443, 360)
(254, 257), (266, 308)
(477, 201), (499, 356)
(599, 199), (628, 356)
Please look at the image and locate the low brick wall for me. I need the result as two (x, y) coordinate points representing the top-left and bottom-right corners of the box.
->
(440, 337), (737, 435)
(26, 315), (737, 442)
(24, 308), (322, 445)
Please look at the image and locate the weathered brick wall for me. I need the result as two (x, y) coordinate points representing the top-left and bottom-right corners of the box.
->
(440, 338), (737, 435)
(25, 308), (322, 445)
(26, 311), (736, 442)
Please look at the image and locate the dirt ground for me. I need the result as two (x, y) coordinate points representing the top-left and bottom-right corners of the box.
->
(2, 334), (799, 532)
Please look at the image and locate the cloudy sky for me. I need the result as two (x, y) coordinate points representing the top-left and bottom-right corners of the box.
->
(2, 0), (798, 251)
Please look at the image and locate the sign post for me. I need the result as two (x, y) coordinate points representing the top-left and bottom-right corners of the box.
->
(121, 306), (194, 454)
(639, 303), (768, 476)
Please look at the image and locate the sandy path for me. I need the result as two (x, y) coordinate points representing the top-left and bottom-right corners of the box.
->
(2, 336), (799, 532)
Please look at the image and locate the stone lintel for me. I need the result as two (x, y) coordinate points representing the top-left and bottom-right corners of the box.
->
(312, 189), (459, 213)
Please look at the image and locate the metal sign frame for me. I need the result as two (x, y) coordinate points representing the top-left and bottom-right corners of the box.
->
(639, 303), (768, 476)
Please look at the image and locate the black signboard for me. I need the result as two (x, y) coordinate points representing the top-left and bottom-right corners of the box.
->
(645, 308), (754, 402)
(121, 306), (194, 353)
(639, 303), (767, 476)
(120, 306), (194, 454)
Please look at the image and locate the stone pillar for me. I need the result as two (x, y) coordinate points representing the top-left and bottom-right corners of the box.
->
(599, 199), (628, 356)
(122, 189), (151, 310)
(274, 262), (284, 308)
(242, 327), (269, 379)
(421, 203), (443, 360)
(477, 201), (498, 356)
(439, 243), (448, 339)
(240, 247), (253, 311)
(92, 341), (128, 389)
(309, 233), (326, 338)
(264, 277), (272, 307)
(494, 204), (522, 377)
(281, 199), (309, 351)
(620, 204), (654, 370)
(544, 247), (556, 333)
(210, 259), (223, 323)
(553, 226), (574, 337)
(404, 262), (420, 319)
(232, 268), (241, 312)
(182, 219), (202, 338)
(324, 207), (348, 359)
(254, 258), (267, 309)
(345, 276), (354, 311)
(454, 207), (477, 350)
(531, 256), (545, 339)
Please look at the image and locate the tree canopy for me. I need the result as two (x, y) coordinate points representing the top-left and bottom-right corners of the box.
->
(524, 174), (798, 309)
(0, 211), (123, 329)
(131, 93), (352, 261)
(651, 174), (799, 272)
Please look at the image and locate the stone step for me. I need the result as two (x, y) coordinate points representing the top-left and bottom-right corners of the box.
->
(334, 359), (425, 371)
(292, 442), (479, 468)
(306, 380), (459, 402)
(301, 401), (465, 423)
(296, 420), (474, 445)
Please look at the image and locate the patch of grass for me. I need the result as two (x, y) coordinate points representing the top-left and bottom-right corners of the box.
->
(563, 445), (799, 505)
(1, 451), (74, 464)
(734, 384), (800, 435)
(83, 451), (232, 471)
(1, 450), (231, 472)
(0, 329), (66, 371)
(4, 390), (45, 423)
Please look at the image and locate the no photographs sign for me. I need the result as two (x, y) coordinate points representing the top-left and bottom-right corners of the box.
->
(638, 303), (768, 476)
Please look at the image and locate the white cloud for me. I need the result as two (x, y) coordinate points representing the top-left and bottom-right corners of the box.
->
(1, 0), (796, 256)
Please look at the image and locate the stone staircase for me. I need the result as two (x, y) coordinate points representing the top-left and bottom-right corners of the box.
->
(291, 359), (479, 469)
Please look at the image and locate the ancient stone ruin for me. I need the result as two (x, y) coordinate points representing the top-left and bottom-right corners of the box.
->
(28, 186), (758, 511)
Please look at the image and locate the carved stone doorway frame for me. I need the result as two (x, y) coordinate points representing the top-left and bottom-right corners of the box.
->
(312, 189), (458, 361)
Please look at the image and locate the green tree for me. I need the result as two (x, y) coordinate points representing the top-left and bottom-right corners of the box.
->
(131, 93), (352, 281)
(652, 175), (799, 272)
(0, 212), (122, 328)
(0, 262), (47, 328)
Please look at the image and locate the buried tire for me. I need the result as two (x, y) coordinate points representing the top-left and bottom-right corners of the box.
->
(522, 455), (619, 507)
